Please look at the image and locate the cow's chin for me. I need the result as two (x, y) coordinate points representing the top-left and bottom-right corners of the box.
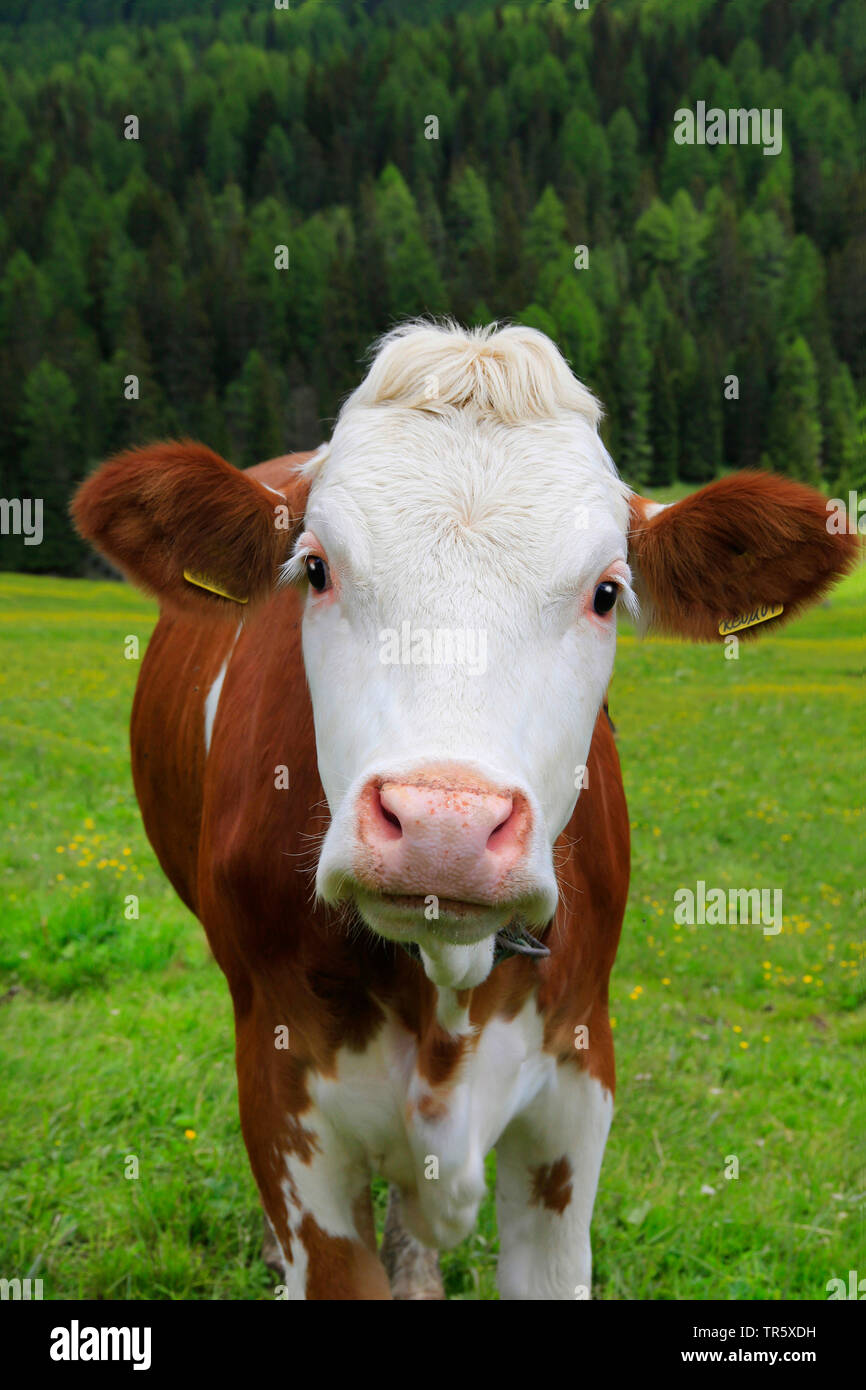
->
(353, 888), (508, 990)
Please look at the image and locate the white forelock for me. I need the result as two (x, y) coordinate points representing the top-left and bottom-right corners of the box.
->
(297, 319), (609, 482)
(352, 319), (603, 424)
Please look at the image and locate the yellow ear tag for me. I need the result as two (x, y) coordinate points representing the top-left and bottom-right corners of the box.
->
(718, 603), (783, 635)
(183, 569), (248, 605)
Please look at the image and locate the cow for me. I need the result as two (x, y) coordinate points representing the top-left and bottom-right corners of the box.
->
(73, 321), (857, 1300)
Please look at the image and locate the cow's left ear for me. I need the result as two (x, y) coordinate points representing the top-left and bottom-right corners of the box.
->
(628, 472), (860, 641)
(72, 440), (302, 618)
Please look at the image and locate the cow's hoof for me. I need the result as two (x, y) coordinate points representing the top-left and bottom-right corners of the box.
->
(381, 1186), (446, 1301)
(392, 1285), (447, 1301)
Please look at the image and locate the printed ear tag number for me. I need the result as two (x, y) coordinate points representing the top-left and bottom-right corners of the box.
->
(718, 603), (783, 635)
(183, 569), (248, 605)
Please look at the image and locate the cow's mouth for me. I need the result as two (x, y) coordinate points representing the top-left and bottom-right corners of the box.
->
(352, 886), (551, 963)
(380, 892), (495, 918)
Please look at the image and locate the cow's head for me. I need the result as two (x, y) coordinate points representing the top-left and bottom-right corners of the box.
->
(74, 323), (858, 989)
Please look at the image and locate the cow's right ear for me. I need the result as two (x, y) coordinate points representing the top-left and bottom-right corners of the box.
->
(72, 440), (300, 618)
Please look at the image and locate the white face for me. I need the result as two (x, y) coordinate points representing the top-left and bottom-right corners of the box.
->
(288, 335), (634, 989)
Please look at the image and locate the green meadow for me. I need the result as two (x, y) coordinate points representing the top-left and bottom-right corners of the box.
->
(1, 563), (863, 1300)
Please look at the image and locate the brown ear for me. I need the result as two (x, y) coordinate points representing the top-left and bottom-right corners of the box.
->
(72, 440), (306, 618)
(628, 472), (860, 641)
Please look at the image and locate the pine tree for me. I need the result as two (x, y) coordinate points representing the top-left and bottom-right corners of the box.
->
(376, 165), (447, 321)
(678, 337), (719, 483)
(45, 206), (91, 318)
(649, 358), (678, 486)
(522, 186), (572, 303)
(616, 305), (652, 487)
(446, 164), (495, 317)
(226, 350), (284, 468)
(607, 108), (640, 224)
(551, 277), (602, 381)
(823, 364), (858, 492)
(206, 106), (241, 191)
(767, 337), (822, 484)
(15, 360), (82, 573)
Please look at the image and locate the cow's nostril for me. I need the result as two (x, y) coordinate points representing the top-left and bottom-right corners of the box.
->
(486, 798), (517, 854)
(375, 786), (404, 841)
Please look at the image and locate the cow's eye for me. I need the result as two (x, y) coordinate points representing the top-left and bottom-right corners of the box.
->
(593, 581), (619, 615)
(305, 555), (331, 592)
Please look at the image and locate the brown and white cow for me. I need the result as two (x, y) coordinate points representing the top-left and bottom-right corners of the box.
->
(73, 322), (856, 1299)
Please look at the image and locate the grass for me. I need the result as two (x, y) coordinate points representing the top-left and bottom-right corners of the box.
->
(0, 563), (863, 1300)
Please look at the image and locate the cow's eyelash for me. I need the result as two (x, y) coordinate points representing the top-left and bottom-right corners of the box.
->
(594, 561), (638, 621)
(545, 572), (639, 620)
(605, 577), (640, 621)
(278, 546), (317, 588)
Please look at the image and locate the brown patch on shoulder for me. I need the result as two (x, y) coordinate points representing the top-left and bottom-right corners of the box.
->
(529, 1156), (573, 1214)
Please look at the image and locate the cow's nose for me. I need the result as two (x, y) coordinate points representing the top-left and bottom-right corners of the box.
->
(379, 782), (514, 854)
(357, 774), (531, 901)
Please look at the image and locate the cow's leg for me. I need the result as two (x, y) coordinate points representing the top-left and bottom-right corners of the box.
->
(261, 1208), (282, 1274)
(244, 1101), (392, 1301)
(267, 1168), (392, 1300)
(380, 1186), (446, 1300)
(495, 1064), (613, 1301)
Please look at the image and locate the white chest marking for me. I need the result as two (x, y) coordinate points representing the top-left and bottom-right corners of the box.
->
(292, 994), (554, 1250)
